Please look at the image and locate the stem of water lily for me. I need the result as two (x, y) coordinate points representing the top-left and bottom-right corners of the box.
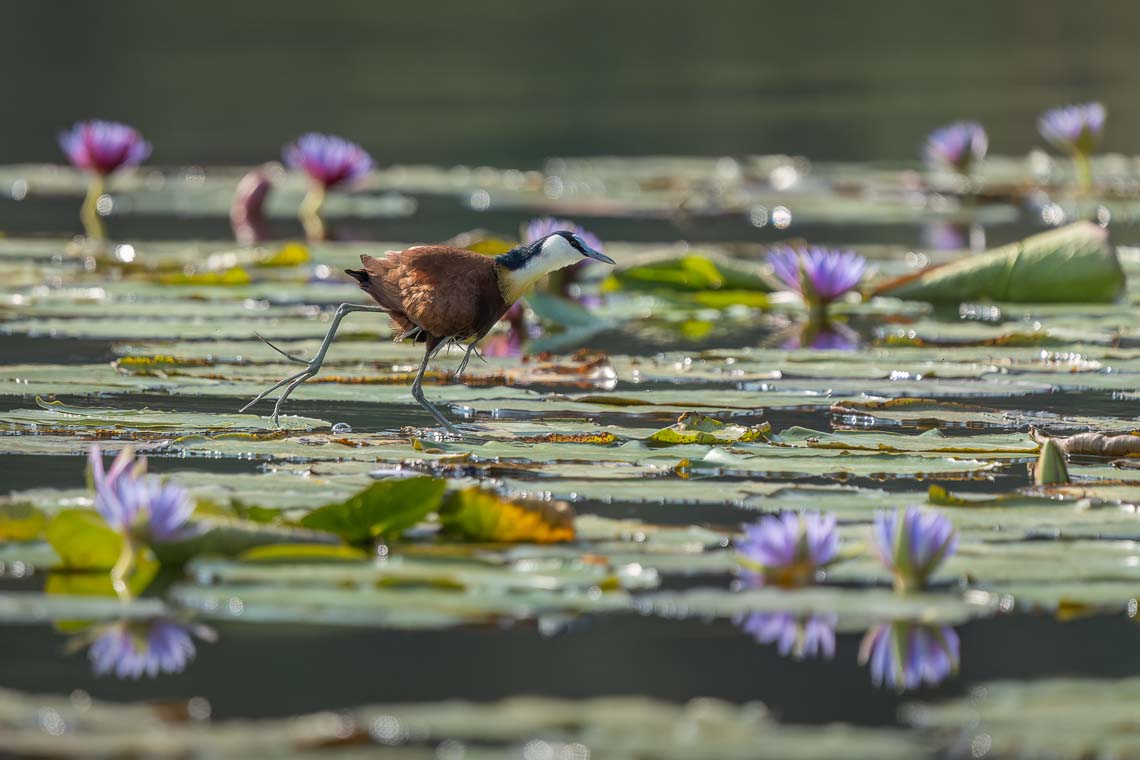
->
(1074, 151), (1093, 194)
(808, 302), (831, 329)
(299, 183), (327, 241)
(81, 175), (106, 241)
(110, 536), (137, 601)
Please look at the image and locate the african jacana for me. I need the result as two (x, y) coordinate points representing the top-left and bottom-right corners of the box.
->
(240, 231), (615, 433)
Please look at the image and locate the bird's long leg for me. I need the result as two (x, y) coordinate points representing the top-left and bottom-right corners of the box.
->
(410, 340), (459, 435)
(240, 303), (389, 426)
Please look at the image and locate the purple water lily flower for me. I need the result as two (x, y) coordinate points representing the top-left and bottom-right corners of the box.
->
(87, 618), (215, 679)
(737, 512), (839, 588)
(859, 621), (960, 691)
(767, 246), (866, 307)
(871, 507), (958, 593)
(88, 445), (194, 543)
(738, 612), (837, 660)
(59, 120), (152, 176)
(284, 133), (373, 189)
(523, 217), (605, 253)
(924, 121), (988, 174)
(1038, 102), (1106, 156)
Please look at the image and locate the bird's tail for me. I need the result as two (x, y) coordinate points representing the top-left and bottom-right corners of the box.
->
(344, 267), (421, 340)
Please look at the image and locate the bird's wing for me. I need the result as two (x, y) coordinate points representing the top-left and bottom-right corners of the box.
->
(391, 247), (503, 340)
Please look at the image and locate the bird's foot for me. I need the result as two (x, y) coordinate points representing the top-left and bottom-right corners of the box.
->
(239, 359), (322, 428)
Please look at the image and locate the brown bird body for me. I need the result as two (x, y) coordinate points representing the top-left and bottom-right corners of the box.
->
(346, 246), (510, 353)
(241, 231), (615, 434)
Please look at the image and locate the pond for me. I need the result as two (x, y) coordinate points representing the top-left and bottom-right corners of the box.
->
(4, 3), (1140, 757)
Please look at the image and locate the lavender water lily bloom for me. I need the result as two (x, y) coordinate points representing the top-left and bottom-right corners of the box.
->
(88, 445), (194, 543)
(1038, 102), (1105, 192)
(524, 217), (605, 253)
(284, 133), (372, 240)
(924, 121), (988, 174)
(87, 618), (215, 679)
(284, 133), (374, 189)
(738, 612), (837, 660)
(59, 120), (151, 240)
(871, 507), (958, 593)
(767, 247), (866, 309)
(859, 621), (960, 691)
(1038, 102), (1106, 156)
(59, 120), (152, 177)
(737, 512), (839, 588)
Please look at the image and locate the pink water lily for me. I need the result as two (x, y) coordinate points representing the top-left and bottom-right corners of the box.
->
(59, 120), (151, 176)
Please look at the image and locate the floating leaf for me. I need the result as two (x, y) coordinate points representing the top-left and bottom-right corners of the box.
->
(158, 266), (252, 286)
(151, 517), (343, 565)
(237, 543), (369, 563)
(439, 487), (576, 543)
(254, 242), (310, 268)
(875, 222), (1126, 303)
(0, 502), (47, 541)
(44, 509), (124, 570)
(648, 412), (769, 445)
(298, 477), (447, 544)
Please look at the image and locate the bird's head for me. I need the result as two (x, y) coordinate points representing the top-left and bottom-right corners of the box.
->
(495, 231), (615, 301)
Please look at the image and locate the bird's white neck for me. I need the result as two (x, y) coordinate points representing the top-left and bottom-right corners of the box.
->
(496, 236), (582, 302)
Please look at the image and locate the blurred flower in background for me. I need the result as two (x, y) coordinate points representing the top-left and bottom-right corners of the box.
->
(859, 621), (960, 690)
(737, 512), (839, 588)
(230, 165), (276, 245)
(523, 217), (605, 252)
(1038, 102), (1106, 192)
(82, 618), (216, 679)
(924, 121), (988, 175)
(921, 221), (986, 252)
(767, 247), (866, 316)
(89, 445), (194, 544)
(283, 132), (373, 240)
(58, 120), (151, 241)
(88, 445), (195, 598)
(870, 507), (958, 593)
(284, 133), (373, 190)
(59, 120), (152, 177)
(738, 612), (837, 660)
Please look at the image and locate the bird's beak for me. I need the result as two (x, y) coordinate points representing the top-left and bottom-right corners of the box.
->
(583, 246), (616, 265)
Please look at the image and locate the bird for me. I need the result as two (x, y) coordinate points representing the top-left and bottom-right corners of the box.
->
(240, 231), (616, 434)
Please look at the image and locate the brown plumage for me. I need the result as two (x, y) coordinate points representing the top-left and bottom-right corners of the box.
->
(240, 231), (615, 435)
(345, 245), (509, 352)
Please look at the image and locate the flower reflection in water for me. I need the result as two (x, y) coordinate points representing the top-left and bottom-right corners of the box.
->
(77, 618), (216, 679)
(922, 221), (985, 253)
(859, 621), (959, 691)
(738, 612), (837, 661)
(780, 320), (860, 351)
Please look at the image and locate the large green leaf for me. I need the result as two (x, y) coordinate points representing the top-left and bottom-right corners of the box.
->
(44, 509), (123, 570)
(299, 477), (447, 544)
(876, 222), (1126, 303)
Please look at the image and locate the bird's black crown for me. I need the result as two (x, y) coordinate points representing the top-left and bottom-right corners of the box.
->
(495, 232), (583, 271)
